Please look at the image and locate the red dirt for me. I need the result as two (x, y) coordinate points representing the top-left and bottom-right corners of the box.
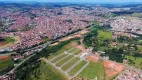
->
(103, 60), (125, 80)
(76, 45), (86, 52)
(105, 68), (118, 80)
(103, 60), (125, 72)
(0, 55), (9, 60)
(87, 55), (99, 62)
(0, 42), (5, 46)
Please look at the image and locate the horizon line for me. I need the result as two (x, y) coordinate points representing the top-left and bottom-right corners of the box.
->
(0, 1), (142, 4)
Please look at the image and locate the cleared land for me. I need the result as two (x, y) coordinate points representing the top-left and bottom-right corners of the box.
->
(78, 61), (105, 80)
(68, 60), (87, 76)
(56, 55), (74, 67)
(61, 57), (80, 71)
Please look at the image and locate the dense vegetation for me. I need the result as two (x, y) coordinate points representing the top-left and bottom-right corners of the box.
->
(83, 23), (142, 64)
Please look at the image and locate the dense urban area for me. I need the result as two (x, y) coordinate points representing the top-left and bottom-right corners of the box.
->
(0, 2), (142, 80)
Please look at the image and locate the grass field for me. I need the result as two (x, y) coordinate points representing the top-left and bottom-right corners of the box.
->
(78, 61), (105, 80)
(56, 55), (74, 67)
(68, 48), (78, 53)
(4, 37), (15, 44)
(98, 30), (113, 41)
(61, 57), (80, 71)
(0, 55), (14, 72)
(73, 49), (82, 55)
(0, 36), (20, 49)
(51, 54), (67, 63)
(28, 61), (66, 80)
(138, 46), (142, 53)
(126, 56), (142, 69)
(68, 60), (87, 76)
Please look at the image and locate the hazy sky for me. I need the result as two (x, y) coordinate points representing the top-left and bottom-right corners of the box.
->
(1, 0), (142, 3)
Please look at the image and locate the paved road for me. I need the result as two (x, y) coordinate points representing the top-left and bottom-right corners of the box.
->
(10, 54), (36, 73)
(2, 27), (91, 77)
(55, 54), (71, 64)
(60, 57), (76, 68)
(66, 60), (81, 72)
(42, 58), (72, 79)
(50, 53), (65, 62)
(73, 61), (89, 77)
(42, 49), (90, 80)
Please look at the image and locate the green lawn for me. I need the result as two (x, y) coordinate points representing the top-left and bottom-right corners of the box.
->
(28, 61), (66, 80)
(68, 48), (78, 53)
(126, 56), (142, 69)
(98, 30), (113, 41)
(51, 54), (67, 63)
(56, 55), (74, 67)
(68, 60), (87, 76)
(78, 61), (105, 80)
(73, 49), (82, 55)
(61, 57), (80, 71)
(0, 56), (14, 73)
(138, 46), (142, 53)
(4, 37), (15, 44)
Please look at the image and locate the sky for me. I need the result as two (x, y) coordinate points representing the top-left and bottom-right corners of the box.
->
(0, 0), (142, 3)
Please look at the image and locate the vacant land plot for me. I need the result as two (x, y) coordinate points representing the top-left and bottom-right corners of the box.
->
(73, 49), (82, 55)
(56, 55), (74, 67)
(68, 48), (78, 53)
(0, 55), (14, 73)
(68, 60), (87, 76)
(61, 57), (80, 71)
(51, 54), (67, 63)
(78, 61), (105, 80)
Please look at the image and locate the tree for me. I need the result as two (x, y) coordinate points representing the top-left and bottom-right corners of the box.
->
(92, 37), (99, 52)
